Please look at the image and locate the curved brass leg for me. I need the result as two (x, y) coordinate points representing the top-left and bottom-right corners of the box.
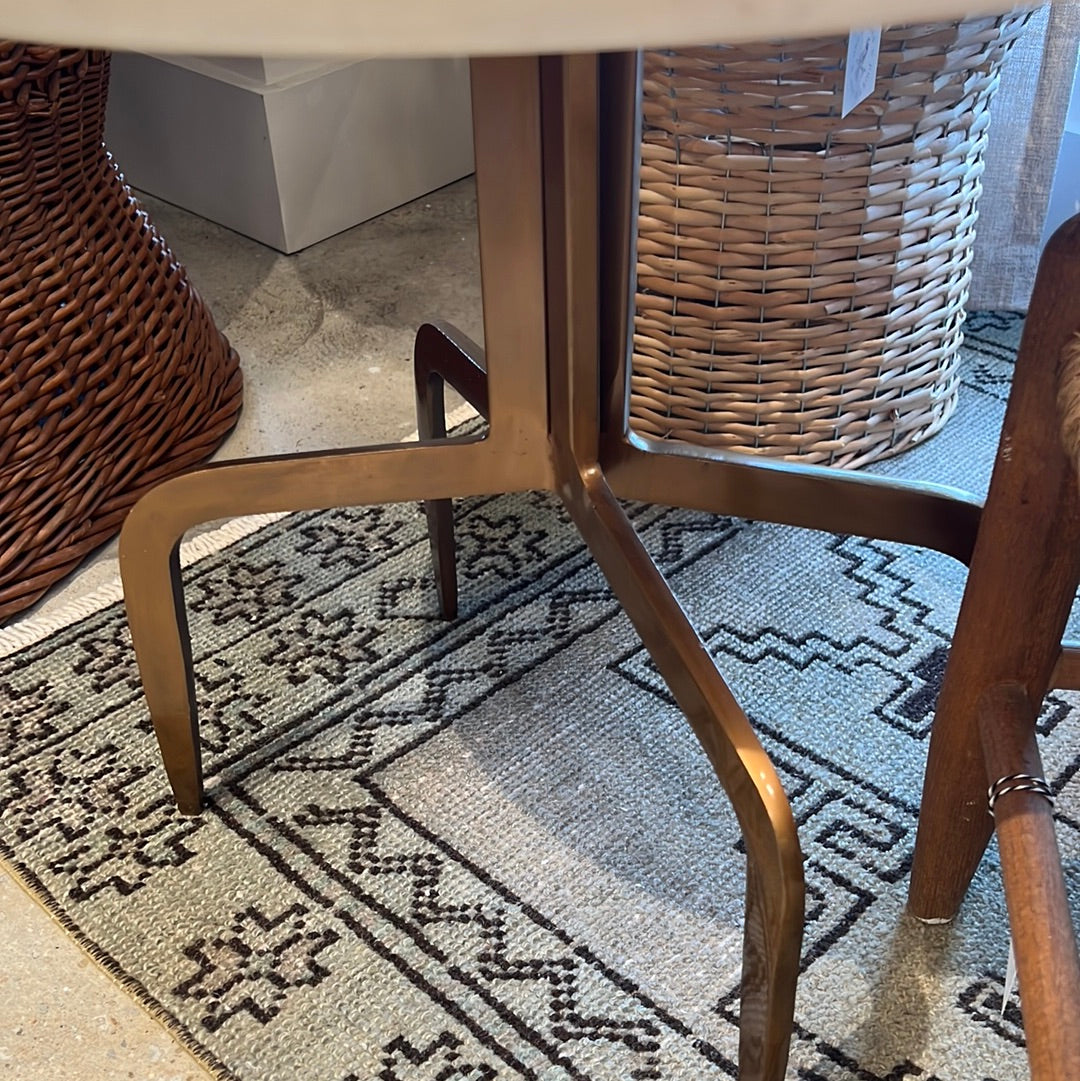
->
(560, 464), (803, 1080)
(413, 322), (490, 619)
(120, 437), (528, 814)
(541, 51), (800, 1074)
(603, 436), (982, 566)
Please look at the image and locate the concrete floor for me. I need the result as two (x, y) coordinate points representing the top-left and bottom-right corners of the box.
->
(1, 179), (482, 1077)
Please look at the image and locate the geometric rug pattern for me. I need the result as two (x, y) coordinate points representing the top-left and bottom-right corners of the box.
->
(2, 311), (1078, 1079)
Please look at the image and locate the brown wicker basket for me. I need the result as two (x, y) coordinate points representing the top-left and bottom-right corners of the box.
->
(0, 45), (242, 622)
(632, 13), (1032, 467)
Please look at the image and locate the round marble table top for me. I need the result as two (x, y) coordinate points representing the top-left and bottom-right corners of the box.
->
(1, 1), (1016, 58)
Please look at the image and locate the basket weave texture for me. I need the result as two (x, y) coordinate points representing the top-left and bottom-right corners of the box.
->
(0, 45), (242, 622)
(632, 13), (1032, 466)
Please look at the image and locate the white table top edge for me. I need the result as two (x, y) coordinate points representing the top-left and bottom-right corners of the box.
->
(0, 1), (1031, 59)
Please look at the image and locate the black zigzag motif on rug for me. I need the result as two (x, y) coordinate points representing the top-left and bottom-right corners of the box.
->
(959, 310), (1023, 403)
(210, 780), (740, 1079)
(613, 532), (959, 738)
(366, 1031), (500, 1081)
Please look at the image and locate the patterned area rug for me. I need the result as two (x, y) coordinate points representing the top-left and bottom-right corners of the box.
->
(3, 311), (1078, 1081)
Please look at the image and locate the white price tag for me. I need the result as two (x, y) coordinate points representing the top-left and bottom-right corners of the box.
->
(842, 28), (881, 117)
(1002, 938), (1018, 1018)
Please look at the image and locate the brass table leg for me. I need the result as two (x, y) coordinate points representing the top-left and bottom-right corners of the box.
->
(602, 437), (982, 563)
(539, 54), (802, 1080)
(414, 321), (489, 620)
(122, 54), (555, 815)
(556, 459), (804, 1079)
(119, 436), (539, 814)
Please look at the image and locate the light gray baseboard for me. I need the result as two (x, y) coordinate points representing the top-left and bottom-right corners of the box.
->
(105, 53), (475, 253)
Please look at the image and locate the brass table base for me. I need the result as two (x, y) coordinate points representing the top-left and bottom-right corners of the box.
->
(118, 53), (1068, 1080)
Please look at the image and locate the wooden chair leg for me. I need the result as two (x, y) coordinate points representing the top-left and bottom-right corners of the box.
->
(978, 682), (1080, 1081)
(413, 322), (490, 620)
(908, 215), (1080, 921)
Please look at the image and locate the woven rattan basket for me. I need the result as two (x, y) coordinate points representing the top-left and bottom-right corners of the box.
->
(632, 13), (1032, 466)
(0, 45), (242, 622)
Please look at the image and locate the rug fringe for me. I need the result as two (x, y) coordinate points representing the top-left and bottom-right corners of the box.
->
(0, 848), (239, 1081)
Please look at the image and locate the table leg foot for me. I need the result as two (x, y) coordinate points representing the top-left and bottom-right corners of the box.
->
(120, 437), (513, 813)
(559, 463), (802, 1081)
(414, 322), (491, 619)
